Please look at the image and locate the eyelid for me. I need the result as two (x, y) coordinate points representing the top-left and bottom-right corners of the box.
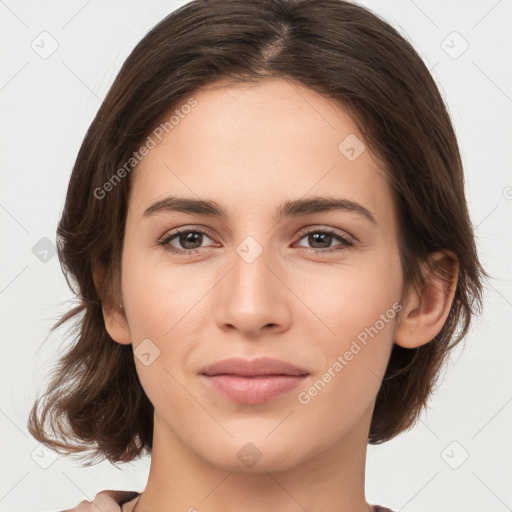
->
(159, 224), (355, 243)
(158, 224), (356, 255)
(294, 224), (355, 244)
(158, 225), (217, 247)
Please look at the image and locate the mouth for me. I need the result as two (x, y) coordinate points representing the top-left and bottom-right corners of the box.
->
(200, 357), (309, 404)
(200, 356), (309, 377)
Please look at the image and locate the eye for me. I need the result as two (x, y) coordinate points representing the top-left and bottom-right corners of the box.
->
(294, 227), (354, 253)
(159, 228), (216, 255)
(158, 226), (354, 256)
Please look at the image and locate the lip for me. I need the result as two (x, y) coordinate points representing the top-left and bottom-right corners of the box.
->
(200, 356), (309, 377)
(200, 357), (309, 405)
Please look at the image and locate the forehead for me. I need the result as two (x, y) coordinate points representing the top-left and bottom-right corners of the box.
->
(129, 78), (395, 229)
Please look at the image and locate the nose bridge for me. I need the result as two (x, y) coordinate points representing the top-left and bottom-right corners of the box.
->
(215, 232), (289, 333)
(230, 235), (276, 303)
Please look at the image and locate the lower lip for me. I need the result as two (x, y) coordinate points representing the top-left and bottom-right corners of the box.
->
(202, 374), (308, 404)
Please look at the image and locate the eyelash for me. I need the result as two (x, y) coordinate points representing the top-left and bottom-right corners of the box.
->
(158, 226), (354, 255)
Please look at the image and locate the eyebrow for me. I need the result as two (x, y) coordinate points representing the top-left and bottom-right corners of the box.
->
(142, 195), (377, 225)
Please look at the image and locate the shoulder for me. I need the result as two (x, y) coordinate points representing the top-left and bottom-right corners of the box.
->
(120, 493), (141, 512)
(54, 490), (140, 512)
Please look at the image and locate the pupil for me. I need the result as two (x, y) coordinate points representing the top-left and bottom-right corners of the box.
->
(177, 232), (333, 250)
(310, 233), (331, 248)
(181, 232), (201, 249)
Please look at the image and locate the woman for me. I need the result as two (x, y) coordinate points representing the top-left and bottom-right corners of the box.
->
(28, 1), (485, 511)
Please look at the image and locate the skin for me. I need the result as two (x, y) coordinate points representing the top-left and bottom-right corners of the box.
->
(89, 77), (458, 512)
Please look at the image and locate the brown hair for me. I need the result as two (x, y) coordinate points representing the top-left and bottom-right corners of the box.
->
(28, 0), (486, 464)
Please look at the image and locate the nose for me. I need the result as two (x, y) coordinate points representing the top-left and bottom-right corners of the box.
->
(214, 241), (291, 338)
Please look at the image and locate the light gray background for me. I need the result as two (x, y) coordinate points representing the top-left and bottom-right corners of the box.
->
(1, 1), (511, 511)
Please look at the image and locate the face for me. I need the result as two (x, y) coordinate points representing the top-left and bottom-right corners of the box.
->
(116, 77), (405, 472)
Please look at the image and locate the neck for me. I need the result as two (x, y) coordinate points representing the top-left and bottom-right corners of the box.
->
(136, 408), (373, 512)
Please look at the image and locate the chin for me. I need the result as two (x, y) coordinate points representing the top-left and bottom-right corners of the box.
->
(196, 434), (312, 474)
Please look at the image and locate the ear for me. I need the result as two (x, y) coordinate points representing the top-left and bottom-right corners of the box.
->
(395, 250), (459, 349)
(92, 263), (132, 345)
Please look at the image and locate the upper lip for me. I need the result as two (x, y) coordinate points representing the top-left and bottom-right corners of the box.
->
(200, 357), (309, 377)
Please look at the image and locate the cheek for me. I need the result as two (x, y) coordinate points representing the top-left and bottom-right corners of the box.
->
(120, 247), (215, 393)
(294, 252), (402, 400)
(121, 245), (206, 339)
(120, 251), (203, 410)
(295, 251), (402, 342)
(296, 293), (399, 441)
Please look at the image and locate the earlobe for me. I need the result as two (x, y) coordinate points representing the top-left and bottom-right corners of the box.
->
(395, 251), (458, 349)
(92, 264), (132, 345)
